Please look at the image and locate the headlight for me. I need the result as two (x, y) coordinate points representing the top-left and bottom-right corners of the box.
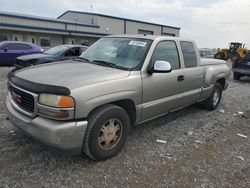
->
(39, 94), (75, 108)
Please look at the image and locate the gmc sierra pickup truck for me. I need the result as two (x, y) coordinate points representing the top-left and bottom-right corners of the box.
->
(6, 35), (230, 160)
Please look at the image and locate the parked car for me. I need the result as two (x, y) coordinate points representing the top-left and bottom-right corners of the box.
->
(0, 41), (43, 66)
(232, 51), (250, 80)
(199, 48), (214, 58)
(6, 35), (230, 160)
(14, 45), (88, 70)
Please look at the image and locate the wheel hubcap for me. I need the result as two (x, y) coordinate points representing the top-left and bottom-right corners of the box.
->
(213, 89), (220, 106)
(98, 119), (122, 150)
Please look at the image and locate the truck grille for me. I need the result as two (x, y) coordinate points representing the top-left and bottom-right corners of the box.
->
(9, 84), (35, 113)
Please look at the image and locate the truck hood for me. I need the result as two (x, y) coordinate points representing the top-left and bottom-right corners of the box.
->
(14, 61), (130, 90)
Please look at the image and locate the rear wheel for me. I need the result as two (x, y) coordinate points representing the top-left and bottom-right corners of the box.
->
(233, 72), (242, 80)
(202, 83), (222, 110)
(83, 104), (130, 161)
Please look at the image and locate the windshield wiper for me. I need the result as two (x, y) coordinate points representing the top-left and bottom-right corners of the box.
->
(91, 60), (117, 68)
(91, 60), (129, 70)
(74, 57), (91, 62)
(74, 58), (129, 70)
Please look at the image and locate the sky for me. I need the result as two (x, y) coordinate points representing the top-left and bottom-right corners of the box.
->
(0, 0), (249, 48)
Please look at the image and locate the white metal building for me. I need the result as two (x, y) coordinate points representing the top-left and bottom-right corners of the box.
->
(0, 11), (180, 47)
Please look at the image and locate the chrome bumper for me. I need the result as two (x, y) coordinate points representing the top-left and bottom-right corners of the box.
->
(5, 95), (88, 154)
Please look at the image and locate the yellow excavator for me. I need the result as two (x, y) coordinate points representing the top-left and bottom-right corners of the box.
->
(214, 42), (248, 62)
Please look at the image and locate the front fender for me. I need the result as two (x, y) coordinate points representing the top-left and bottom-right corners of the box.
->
(74, 90), (139, 119)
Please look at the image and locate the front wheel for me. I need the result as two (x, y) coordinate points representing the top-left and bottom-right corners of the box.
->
(202, 83), (223, 110)
(83, 104), (130, 161)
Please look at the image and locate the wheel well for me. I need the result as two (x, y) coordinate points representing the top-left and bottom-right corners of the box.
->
(112, 100), (137, 125)
(216, 78), (225, 89)
(87, 100), (137, 126)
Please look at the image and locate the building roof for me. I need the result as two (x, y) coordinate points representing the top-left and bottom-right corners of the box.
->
(0, 11), (180, 38)
(0, 11), (99, 28)
(105, 34), (189, 41)
(57, 10), (181, 30)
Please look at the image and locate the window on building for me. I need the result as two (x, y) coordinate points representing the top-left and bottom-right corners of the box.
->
(5, 43), (32, 50)
(180, 41), (198, 68)
(151, 41), (180, 70)
(0, 33), (8, 42)
(162, 33), (175, 37)
(138, 29), (154, 35)
(91, 18), (94, 25)
(40, 37), (51, 47)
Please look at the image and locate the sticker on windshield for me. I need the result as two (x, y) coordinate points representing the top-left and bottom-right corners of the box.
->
(129, 41), (147, 47)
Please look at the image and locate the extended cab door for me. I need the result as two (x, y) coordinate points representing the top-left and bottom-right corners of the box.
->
(179, 41), (203, 105)
(141, 40), (186, 121)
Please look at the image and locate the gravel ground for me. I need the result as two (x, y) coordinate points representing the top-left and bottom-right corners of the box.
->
(0, 66), (250, 188)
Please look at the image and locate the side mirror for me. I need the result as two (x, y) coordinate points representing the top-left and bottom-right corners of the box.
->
(153, 60), (172, 73)
(4, 48), (8, 52)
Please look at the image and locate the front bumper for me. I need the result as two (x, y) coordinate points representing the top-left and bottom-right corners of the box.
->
(5, 95), (88, 154)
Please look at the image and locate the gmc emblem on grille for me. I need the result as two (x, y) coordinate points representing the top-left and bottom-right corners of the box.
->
(11, 91), (22, 103)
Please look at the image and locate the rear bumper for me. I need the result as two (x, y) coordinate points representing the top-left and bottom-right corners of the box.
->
(232, 68), (250, 76)
(5, 95), (88, 154)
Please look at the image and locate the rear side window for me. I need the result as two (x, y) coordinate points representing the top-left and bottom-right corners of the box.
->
(151, 41), (180, 70)
(180, 41), (197, 68)
(6, 43), (32, 50)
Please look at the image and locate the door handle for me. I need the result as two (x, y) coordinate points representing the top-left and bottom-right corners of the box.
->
(177, 75), (185, 82)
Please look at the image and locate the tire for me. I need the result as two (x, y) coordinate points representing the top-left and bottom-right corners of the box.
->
(83, 104), (130, 161)
(214, 52), (225, 60)
(233, 72), (241, 80)
(202, 83), (223, 110)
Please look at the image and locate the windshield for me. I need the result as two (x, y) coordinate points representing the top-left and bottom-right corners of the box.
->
(80, 37), (152, 70)
(0, 42), (4, 50)
(45, 46), (69, 55)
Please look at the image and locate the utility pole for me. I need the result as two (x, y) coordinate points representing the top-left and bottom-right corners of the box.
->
(74, 17), (78, 44)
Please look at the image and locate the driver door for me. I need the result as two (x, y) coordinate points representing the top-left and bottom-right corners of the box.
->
(141, 41), (185, 121)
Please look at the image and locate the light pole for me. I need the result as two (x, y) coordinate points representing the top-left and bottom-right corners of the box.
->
(74, 17), (78, 44)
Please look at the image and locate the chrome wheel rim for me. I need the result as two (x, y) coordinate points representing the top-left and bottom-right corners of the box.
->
(213, 89), (220, 106)
(98, 119), (122, 150)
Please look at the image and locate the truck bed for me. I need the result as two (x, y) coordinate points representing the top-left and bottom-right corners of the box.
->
(200, 58), (226, 66)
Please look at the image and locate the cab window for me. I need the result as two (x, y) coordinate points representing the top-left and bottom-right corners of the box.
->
(151, 41), (180, 70)
(180, 41), (198, 68)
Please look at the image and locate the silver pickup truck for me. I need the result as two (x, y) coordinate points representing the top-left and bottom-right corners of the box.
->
(6, 35), (230, 160)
